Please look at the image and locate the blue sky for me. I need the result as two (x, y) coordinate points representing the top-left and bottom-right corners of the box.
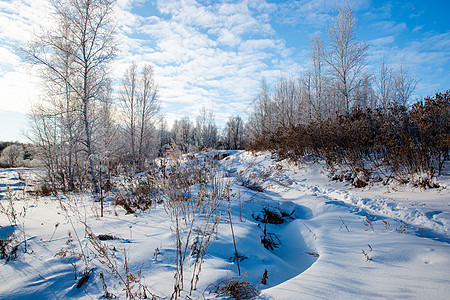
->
(0, 0), (449, 142)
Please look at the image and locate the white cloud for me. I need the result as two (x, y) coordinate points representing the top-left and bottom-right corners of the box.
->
(0, 46), (20, 68)
(0, 0), (53, 44)
(109, 0), (300, 125)
(370, 36), (395, 47)
(0, 69), (42, 113)
(217, 28), (240, 46)
(0, 0), (53, 118)
(373, 21), (407, 34)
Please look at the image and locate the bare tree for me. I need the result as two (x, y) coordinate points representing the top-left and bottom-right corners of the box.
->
(23, 0), (117, 193)
(375, 56), (393, 109)
(247, 79), (276, 144)
(158, 119), (171, 154)
(137, 65), (159, 169)
(354, 74), (375, 109)
(273, 75), (300, 128)
(25, 17), (83, 190)
(195, 107), (217, 149)
(121, 63), (138, 164)
(375, 58), (418, 108)
(393, 65), (418, 106)
(225, 116), (246, 150)
(120, 63), (159, 170)
(171, 117), (193, 153)
(309, 35), (328, 120)
(29, 92), (84, 190)
(1, 145), (24, 167)
(324, 5), (369, 112)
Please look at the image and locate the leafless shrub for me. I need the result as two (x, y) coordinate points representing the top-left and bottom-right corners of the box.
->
(113, 193), (136, 215)
(411, 175), (440, 189)
(55, 231), (83, 280)
(260, 222), (281, 251)
(162, 183), (222, 298)
(56, 198), (91, 281)
(0, 192), (18, 227)
(0, 233), (18, 262)
(239, 177), (264, 192)
(0, 189), (30, 255)
(234, 163), (267, 192)
(113, 174), (161, 214)
(410, 91), (449, 176)
(35, 182), (57, 196)
(208, 277), (259, 300)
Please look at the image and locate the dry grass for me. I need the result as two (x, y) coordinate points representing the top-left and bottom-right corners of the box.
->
(208, 277), (259, 299)
(35, 182), (57, 196)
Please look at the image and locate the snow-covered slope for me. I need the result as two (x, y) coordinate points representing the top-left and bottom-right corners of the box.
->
(222, 151), (449, 299)
(0, 151), (449, 299)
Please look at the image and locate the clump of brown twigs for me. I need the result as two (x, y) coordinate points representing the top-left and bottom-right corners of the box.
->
(208, 277), (259, 300)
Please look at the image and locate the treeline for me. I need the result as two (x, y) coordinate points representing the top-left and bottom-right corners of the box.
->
(0, 142), (39, 168)
(165, 113), (246, 153)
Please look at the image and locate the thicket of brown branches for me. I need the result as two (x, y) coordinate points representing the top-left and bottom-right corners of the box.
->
(248, 91), (449, 188)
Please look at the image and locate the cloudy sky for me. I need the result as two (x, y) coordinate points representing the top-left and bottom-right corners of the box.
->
(0, 0), (449, 142)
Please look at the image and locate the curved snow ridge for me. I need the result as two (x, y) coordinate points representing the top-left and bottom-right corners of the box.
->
(221, 151), (448, 236)
(295, 182), (448, 236)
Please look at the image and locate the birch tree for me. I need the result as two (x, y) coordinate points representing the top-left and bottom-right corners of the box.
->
(309, 35), (327, 120)
(121, 63), (160, 170)
(392, 65), (418, 106)
(121, 63), (138, 164)
(375, 57), (393, 109)
(324, 5), (368, 112)
(23, 0), (117, 192)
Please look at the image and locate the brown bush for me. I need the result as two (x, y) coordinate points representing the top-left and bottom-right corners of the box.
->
(209, 277), (259, 300)
(35, 183), (57, 196)
(247, 91), (449, 187)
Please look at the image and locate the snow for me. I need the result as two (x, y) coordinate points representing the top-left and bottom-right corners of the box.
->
(1, 151), (449, 299)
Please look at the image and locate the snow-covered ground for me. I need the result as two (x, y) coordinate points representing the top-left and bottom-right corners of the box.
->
(0, 151), (449, 299)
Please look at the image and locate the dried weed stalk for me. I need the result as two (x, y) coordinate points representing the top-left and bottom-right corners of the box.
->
(86, 227), (161, 299)
(159, 143), (223, 299)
